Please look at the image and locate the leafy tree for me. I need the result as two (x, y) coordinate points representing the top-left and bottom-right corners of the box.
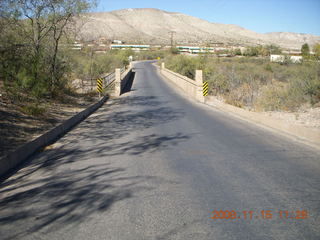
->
(266, 44), (282, 55)
(243, 46), (259, 57)
(232, 48), (242, 56)
(46, 0), (95, 92)
(258, 46), (269, 57)
(170, 47), (179, 55)
(313, 43), (320, 60)
(301, 43), (310, 58)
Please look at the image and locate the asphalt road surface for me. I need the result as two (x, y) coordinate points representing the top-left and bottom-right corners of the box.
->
(1, 61), (320, 240)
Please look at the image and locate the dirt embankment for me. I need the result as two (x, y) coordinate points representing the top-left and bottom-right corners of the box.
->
(0, 89), (98, 159)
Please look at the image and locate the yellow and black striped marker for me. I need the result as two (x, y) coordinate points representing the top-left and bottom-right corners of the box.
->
(203, 81), (209, 96)
(97, 78), (103, 93)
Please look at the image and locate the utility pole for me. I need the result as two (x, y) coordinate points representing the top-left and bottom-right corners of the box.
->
(89, 49), (94, 91)
(170, 31), (175, 47)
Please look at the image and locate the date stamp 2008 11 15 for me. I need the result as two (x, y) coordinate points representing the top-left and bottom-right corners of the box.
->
(210, 210), (309, 220)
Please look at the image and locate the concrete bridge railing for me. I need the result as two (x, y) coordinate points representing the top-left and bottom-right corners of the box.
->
(113, 63), (134, 96)
(72, 64), (132, 96)
(160, 63), (204, 103)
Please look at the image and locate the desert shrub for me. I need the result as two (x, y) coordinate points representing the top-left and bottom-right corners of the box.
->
(255, 81), (288, 111)
(165, 55), (320, 111)
(265, 63), (273, 72)
(255, 63), (320, 111)
(166, 55), (198, 79)
(289, 66), (320, 105)
(232, 48), (242, 56)
(243, 46), (260, 56)
(243, 45), (281, 57)
(135, 50), (167, 60)
(21, 104), (46, 116)
(65, 49), (127, 81)
(225, 83), (255, 108)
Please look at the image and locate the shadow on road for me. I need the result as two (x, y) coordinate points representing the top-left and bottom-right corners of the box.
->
(0, 163), (156, 239)
(0, 95), (190, 239)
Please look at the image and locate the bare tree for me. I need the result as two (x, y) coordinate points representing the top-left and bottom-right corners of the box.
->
(46, 0), (94, 92)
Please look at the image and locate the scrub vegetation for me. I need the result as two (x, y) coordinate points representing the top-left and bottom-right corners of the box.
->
(165, 55), (320, 111)
(66, 49), (133, 81)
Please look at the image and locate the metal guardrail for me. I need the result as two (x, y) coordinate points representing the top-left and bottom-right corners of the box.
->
(102, 72), (116, 88)
(101, 67), (126, 89)
(79, 66), (127, 93)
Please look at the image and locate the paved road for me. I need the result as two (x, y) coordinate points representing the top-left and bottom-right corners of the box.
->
(1, 61), (320, 240)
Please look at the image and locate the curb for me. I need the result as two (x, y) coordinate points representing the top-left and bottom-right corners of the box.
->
(0, 96), (108, 177)
(204, 97), (320, 150)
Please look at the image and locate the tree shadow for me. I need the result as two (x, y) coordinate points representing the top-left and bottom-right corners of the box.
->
(0, 109), (56, 158)
(0, 163), (158, 239)
(0, 95), (191, 239)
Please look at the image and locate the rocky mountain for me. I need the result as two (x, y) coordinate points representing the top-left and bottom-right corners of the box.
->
(76, 8), (320, 49)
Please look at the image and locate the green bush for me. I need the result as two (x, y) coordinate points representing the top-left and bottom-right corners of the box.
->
(166, 55), (199, 79)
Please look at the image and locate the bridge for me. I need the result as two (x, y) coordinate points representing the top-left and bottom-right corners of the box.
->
(0, 61), (319, 240)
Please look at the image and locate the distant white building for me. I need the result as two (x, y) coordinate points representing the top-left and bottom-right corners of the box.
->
(71, 42), (83, 50)
(177, 46), (215, 54)
(270, 54), (302, 63)
(290, 56), (303, 63)
(112, 40), (123, 44)
(110, 44), (150, 51)
(270, 55), (285, 62)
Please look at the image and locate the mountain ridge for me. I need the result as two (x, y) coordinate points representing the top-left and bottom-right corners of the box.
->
(76, 8), (320, 49)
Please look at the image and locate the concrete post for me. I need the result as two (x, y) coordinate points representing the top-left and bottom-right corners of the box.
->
(114, 68), (121, 96)
(195, 70), (204, 103)
(161, 62), (165, 70)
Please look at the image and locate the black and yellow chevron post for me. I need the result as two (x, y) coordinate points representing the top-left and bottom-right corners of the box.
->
(97, 78), (103, 93)
(203, 81), (209, 96)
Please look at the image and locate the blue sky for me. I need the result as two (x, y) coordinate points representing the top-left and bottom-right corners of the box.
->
(95, 0), (320, 36)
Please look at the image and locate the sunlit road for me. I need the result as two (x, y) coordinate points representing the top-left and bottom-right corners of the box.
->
(1, 61), (320, 240)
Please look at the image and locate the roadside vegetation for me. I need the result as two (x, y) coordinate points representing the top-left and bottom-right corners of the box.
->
(164, 54), (320, 111)
(1, 1), (91, 94)
(66, 49), (133, 81)
(135, 50), (167, 60)
(0, 0), (131, 117)
(0, 0), (129, 156)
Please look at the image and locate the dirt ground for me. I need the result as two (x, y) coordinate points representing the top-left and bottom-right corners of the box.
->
(206, 96), (320, 129)
(0, 86), (98, 159)
(262, 107), (320, 129)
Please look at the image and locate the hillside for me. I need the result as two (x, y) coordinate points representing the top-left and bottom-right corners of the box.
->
(76, 8), (320, 49)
